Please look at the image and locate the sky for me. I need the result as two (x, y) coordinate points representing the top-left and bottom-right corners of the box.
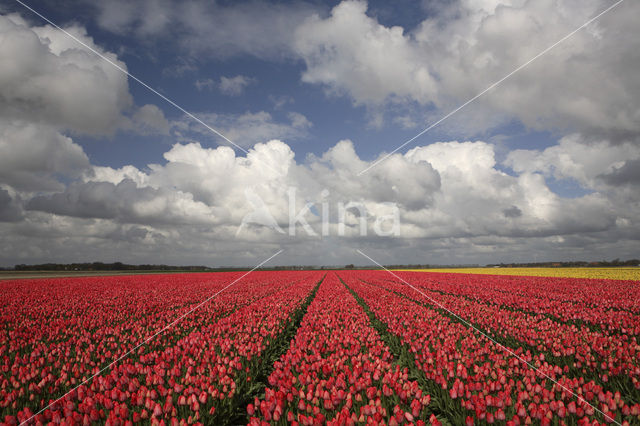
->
(0, 0), (638, 267)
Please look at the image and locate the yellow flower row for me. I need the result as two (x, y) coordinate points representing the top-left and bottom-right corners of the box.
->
(398, 267), (640, 281)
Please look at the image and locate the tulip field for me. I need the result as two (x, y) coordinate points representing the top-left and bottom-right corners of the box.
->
(1, 270), (639, 425)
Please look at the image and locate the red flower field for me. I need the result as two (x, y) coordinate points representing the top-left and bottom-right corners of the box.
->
(1, 270), (638, 425)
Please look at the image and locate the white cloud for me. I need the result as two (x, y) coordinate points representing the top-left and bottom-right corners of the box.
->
(84, 165), (149, 187)
(218, 75), (255, 96)
(129, 104), (171, 135)
(505, 134), (640, 189)
(293, 1), (437, 106)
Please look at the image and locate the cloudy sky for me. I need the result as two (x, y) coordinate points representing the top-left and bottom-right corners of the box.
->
(0, 0), (638, 267)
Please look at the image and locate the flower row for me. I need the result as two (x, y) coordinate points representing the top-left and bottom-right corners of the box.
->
(395, 271), (640, 333)
(249, 273), (434, 426)
(2, 271), (323, 425)
(340, 272), (636, 425)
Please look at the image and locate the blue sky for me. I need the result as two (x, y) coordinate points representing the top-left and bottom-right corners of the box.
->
(0, 0), (638, 266)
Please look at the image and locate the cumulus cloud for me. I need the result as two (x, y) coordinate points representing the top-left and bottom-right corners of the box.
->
(0, 12), (170, 143)
(0, 14), (133, 135)
(302, 140), (440, 211)
(17, 138), (436, 243)
(402, 141), (619, 239)
(218, 75), (255, 96)
(3, 134), (635, 266)
(0, 10), (175, 223)
(500, 135), (640, 243)
(0, 12), (177, 240)
(27, 179), (216, 226)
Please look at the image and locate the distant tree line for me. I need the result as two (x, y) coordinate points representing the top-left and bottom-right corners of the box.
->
(486, 259), (640, 268)
(4, 259), (638, 272)
(381, 264), (481, 269)
(8, 262), (323, 272)
(13, 262), (214, 272)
